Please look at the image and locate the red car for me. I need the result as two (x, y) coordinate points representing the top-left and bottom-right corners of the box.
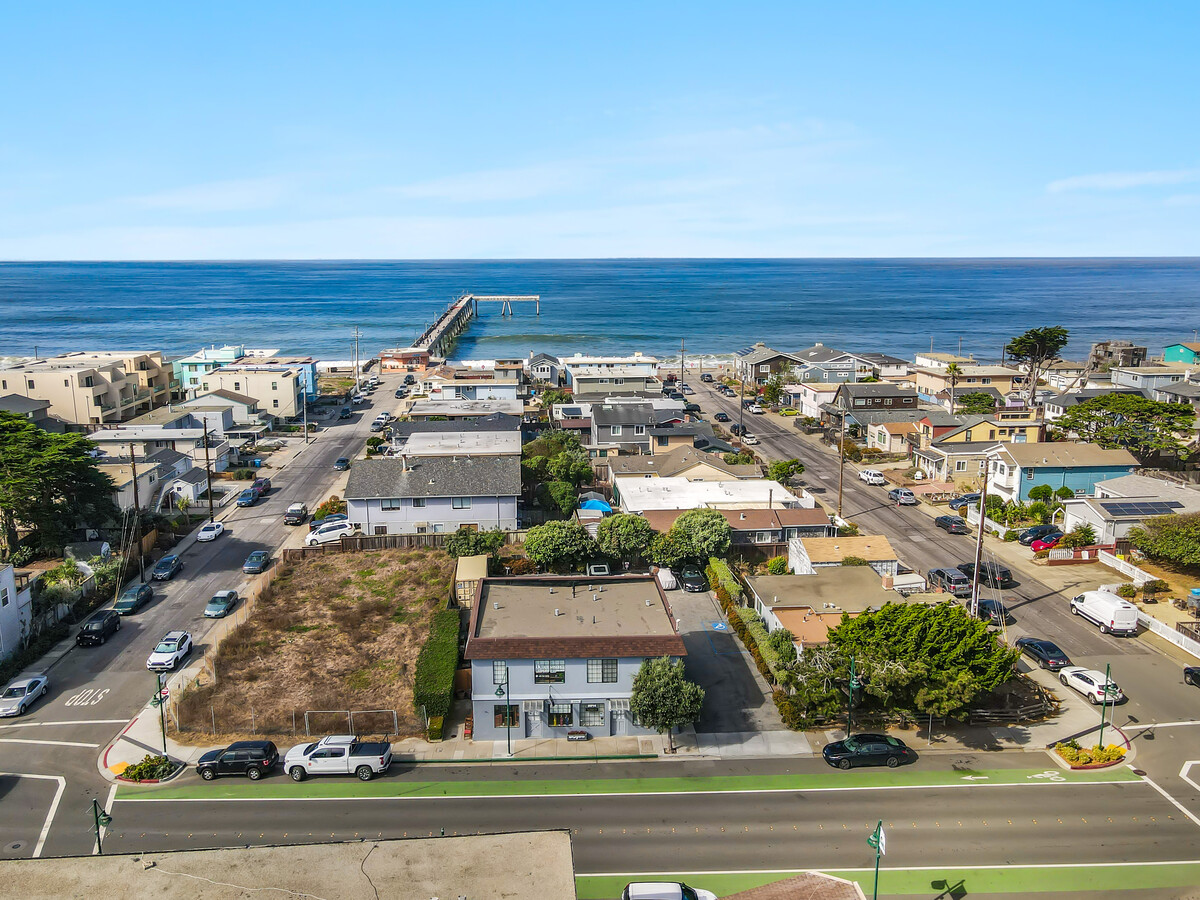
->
(1031, 533), (1063, 552)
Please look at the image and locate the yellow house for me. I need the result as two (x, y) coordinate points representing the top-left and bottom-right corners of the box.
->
(911, 411), (1043, 484)
(912, 365), (1025, 400)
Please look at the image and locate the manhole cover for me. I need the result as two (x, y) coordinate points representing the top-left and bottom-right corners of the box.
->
(5, 841), (25, 853)
(1132, 768), (1147, 776)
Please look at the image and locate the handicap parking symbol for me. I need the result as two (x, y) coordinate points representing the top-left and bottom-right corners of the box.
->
(710, 621), (728, 631)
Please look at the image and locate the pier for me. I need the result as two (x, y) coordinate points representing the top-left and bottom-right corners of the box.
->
(412, 293), (541, 359)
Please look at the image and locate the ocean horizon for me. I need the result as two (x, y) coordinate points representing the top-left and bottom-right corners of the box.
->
(1, 258), (1197, 364)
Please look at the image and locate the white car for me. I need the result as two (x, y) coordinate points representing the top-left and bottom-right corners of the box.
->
(748, 403), (764, 414)
(196, 521), (225, 542)
(0, 674), (50, 717)
(146, 631), (193, 672)
(1058, 666), (1124, 705)
(305, 520), (356, 546)
(859, 469), (887, 486)
(622, 883), (718, 900)
(742, 433), (760, 445)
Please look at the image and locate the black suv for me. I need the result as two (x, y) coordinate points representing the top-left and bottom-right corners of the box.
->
(928, 567), (972, 598)
(957, 561), (1012, 588)
(196, 740), (280, 781)
(76, 610), (121, 646)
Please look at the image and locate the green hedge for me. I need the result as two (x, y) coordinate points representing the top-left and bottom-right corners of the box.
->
(707, 557), (743, 604)
(413, 608), (461, 721)
(738, 608), (787, 684)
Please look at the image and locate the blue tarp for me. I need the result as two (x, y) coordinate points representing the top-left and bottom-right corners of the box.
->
(579, 499), (612, 512)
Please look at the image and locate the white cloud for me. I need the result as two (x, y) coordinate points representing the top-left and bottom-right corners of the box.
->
(389, 163), (590, 203)
(126, 177), (292, 213)
(1046, 168), (1200, 193)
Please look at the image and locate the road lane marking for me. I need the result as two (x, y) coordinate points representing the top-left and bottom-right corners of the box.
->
(1134, 765), (1200, 828)
(578, 859), (1200, 877)
(1179, 761), (1200, 794)
(115, 777), (1145, 803)
(0, 772), (66, 858)
(1125, 720), (1200, 730)
(0, 738), (100, 748)
(0, 719), (128, 730)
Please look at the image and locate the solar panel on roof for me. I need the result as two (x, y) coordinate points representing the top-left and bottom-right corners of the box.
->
(561, 407), (583, 417)
(1099, 501), (1183, 517)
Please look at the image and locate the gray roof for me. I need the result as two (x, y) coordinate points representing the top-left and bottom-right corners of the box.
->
(146, 447), (189, 468)
(390, 413), (521, 439)
(940, 386), (1005, 401)
(924, 440), (1003, 456)
(839, 382), (917, 400)
(919, 409), (967, 426)
(1157, 381), (1200, 400)
(171, 467), (210, 485)
(591, 402), (655, 427)
(344, 455), (521, 500)
(735, 344), (800, 365)
(792, 343), (849, 364)
(856, 352), (909, 367)
(529, 353), (560, 365)
(840, 408), (932, 427)
(0, 394), (52, 415)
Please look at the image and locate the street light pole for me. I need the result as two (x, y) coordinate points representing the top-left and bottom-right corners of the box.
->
(836, 412), (847, 519)
(867, 819), (886, 900)
(968, 459), (991, 620)
(156, 672), (168, 754)
(91, 798), (112, 855)
(1098, 662), (1111, 748)
(847, 655), (858, 738)
(495, 669), (512, 757)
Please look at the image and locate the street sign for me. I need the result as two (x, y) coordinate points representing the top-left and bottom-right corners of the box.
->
(867, 822), (886, 856)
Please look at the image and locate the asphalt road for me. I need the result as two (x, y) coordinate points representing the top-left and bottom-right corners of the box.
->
(0, 371), (401, 858)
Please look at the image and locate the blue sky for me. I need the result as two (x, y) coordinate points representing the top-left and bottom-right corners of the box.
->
(1, 2), (1197, 258)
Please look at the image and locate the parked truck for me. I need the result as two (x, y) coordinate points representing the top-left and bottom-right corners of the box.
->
(283, 734), (393, 781)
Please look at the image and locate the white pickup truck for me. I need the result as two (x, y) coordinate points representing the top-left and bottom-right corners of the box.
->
(283, 734), (393, 781)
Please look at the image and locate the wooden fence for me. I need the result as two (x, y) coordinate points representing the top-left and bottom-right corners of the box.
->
(282, 530), (528, 562)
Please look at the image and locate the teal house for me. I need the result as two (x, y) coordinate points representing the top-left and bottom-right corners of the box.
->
(1163, 342), (1200, 365)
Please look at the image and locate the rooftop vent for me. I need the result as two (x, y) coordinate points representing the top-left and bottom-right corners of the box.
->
(554, 608), (562, 617)
(645, 599), (652, 607)
(492, 601), (499, 610)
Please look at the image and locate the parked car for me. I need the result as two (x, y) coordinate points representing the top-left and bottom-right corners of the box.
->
(887, 487), (918, 505)
(622, 883), (717, 900)
(338, 406), (353, 419)
(859, 469), (887, 486)
(748, 403), (764, 414)
(204, 590), (240, 618)
(197, 740), (279, 781)
(76, 609), (121, 646)
(236, 488), (259, 507)
(252, 476), (272, 495)
(681, 385), (694, 395)
(243, 550), (271, 574)
(714, 412), (731, 422)
(394, 388), (407, 398)
(683, 403), (701, 414)
(151, 554), (183, 580)
(283, 503), (309, 525)
(146, 630), (193, 671)
(283, 734), (392, 781)
(0, 675), (50, 717)
(730, 424), (747, 436)
(676, 564), (708, 592)
(822, 733), (912, 769)
(305, 520), (356, 546)
(334, 457), (351, 471)
(927, 567), (972, 598)
(972, 597), (1008, 626)
(351, 393), (367, 404)
(957, 561), (1012, 588)
(404, 374), (416, 385)
(1184, 666), (1199, 687)
(114, 582), (154, 615)
(310, 512), (348, 531)
(948, 493), (981, 512)
(1018, 524), (1060, 546)
(700, 373), (714, 383)
(1058, 666), (1124, 705)
(935, 515), (970, 534)
(1030, 533), (1064, 552)
(1070, 590), (1139, 636)
(369, 421), (384, 432)
(196, 520), (225, 542)
(742, 433), (760, 445)
(1015, 637), (1071, 671)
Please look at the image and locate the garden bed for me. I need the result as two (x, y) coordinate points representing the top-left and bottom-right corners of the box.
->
(1052, 739), (1127, 769)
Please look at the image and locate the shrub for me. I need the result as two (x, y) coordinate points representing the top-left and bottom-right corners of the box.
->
(123, 754), (176, 782)
(427, 715), (444, 742)
(841, 556), (870, 567)
(706, 558), (743, 605)
(766, 555), (788, 575)
(738, 608), (786, 683)
(413, 608), (460, 719)
(366, 436), (385, 450)
(1053, 739), (1126, 766)
(1116, 583), (1137, 599)
(1003, 530), (1019, 542)
(1057, 524), (1097, 549)
(314, 495), (347, 520)
(505, 557), (538, 575)
(444, 527), (507, 558)
(773, 689), (812, 730)
(837, 522), (860, 537)
(1141, 578), (1171, 599)
(1033, 549), (1051, 559)
(766, 627), (797, 665)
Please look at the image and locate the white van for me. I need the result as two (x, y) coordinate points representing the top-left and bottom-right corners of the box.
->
(304, 521), (356, 546)
(1070, 590), (1139, 636)
(859, 469), (887, 486)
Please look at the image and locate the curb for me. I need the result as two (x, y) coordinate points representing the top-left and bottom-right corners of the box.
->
(115, 759), (188, 785)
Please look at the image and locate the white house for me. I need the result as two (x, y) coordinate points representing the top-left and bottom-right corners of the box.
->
(614, 476), (812, 513)
(0, 565), (34, 663)
(1061, 473), (1200, 543)
(343, 455), (520, 535)
(786, 535), (900, 577)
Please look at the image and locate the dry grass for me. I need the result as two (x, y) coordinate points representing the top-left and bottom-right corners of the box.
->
(176, 549), (455, 742)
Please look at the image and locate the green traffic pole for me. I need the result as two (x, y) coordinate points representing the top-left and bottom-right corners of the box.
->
(93, 799), (103, 855)
(157, 672), (168, 755)
(847, 656), (856, 738)
(871, 819), (882, 900)
(1097, 662), (1110, 749)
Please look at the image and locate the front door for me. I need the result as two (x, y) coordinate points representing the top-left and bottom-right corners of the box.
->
(525, 702), (543, 738)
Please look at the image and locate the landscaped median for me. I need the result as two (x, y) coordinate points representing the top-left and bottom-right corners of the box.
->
(116, 765), (1140, 802)
(576, 861), (1200, 899)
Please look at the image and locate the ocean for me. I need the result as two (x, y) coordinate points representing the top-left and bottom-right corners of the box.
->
(0, 259), (1197, 364)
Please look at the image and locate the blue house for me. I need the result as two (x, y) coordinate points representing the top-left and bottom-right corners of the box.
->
(987, 443), (1138, 504)
(1163, 342), (1200, 365)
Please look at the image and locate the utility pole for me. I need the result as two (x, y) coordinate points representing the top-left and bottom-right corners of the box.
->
(968, 459), (991, 619)
(680, 339), (685, 387)
(836, 412), (847, 519)
(302, 390), (309, 444)
(352, 326), (363, 393)
(128, 443), (145, 583)
(202, 418), (215, 523)
(738, 368), (746, 437)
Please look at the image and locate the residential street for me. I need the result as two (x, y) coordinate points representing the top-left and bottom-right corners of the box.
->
(0, 372), (399, 859)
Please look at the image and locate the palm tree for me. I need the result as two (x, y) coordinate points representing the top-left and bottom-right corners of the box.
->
(945, 363), (962, 416)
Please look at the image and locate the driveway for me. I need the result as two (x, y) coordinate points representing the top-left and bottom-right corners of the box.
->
(668, 588), (784, 733)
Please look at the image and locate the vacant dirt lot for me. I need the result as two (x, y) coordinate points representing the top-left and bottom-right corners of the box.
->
(176, 548), (455, 741)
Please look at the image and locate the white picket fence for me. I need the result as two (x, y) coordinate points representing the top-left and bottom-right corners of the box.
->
(963, 505), (1008, 535)
(1097, 549), (1154, 586)
(1138, 612), (1200, 661)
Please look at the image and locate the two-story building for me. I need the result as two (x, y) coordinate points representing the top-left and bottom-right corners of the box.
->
(172, 344), (275, 399)
(590, 402), (656, 454)
(911, 365), (1025, 403)
(0, 394), (67, 432)
(423, 368), (521, 402)
(378, 347), (432, 372)
(562, 353), (659, 390)
(96, 458), (162, 511)
(788, 344), (876, 383)
(406, 399), (523, 421)
(912, 351), (975, 370)
(787, 382), (841, 418)
(87, 423), (233, 472)
(1041, 388), (1148, 423)
(641, 507), (834, 553)
(0, 565), (35, 663)
(1110, 364), (1192, 394)
(0, 351), (173, 427)
(1163, 342), (1200, 365)
(735, 344), (803, 385)
(526, 353), (563, 386)
(606, 446), (761, 482)
(834, 382), (919, 413)
(986, 443), (1139, 504)
(201, 363), (306, 423)
(465, 575), (687, 740)
(343, 455), (520, 535)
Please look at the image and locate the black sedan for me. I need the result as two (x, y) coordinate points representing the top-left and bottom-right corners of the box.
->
(973, 597), (1008, 626)
(1185, 666), (1199, 687)
(334, 457), (351, 471)
(1015, 637), (1072, 671)
(729, 424), (747, 436)
(822, 733), (912, 769)
(934, 516), (970, 535)
(957, 561), (1012, 588)
(714, 412), (731, 422)
(1018, 524), (1060, 546)
(151, 554), (183, 580)
(676, 564), (709, 593)
(114, 582), (154, 615)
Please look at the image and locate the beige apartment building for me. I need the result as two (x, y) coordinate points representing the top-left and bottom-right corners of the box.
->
(0, 351), (172, 427)
(200, 363), (304, 422)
